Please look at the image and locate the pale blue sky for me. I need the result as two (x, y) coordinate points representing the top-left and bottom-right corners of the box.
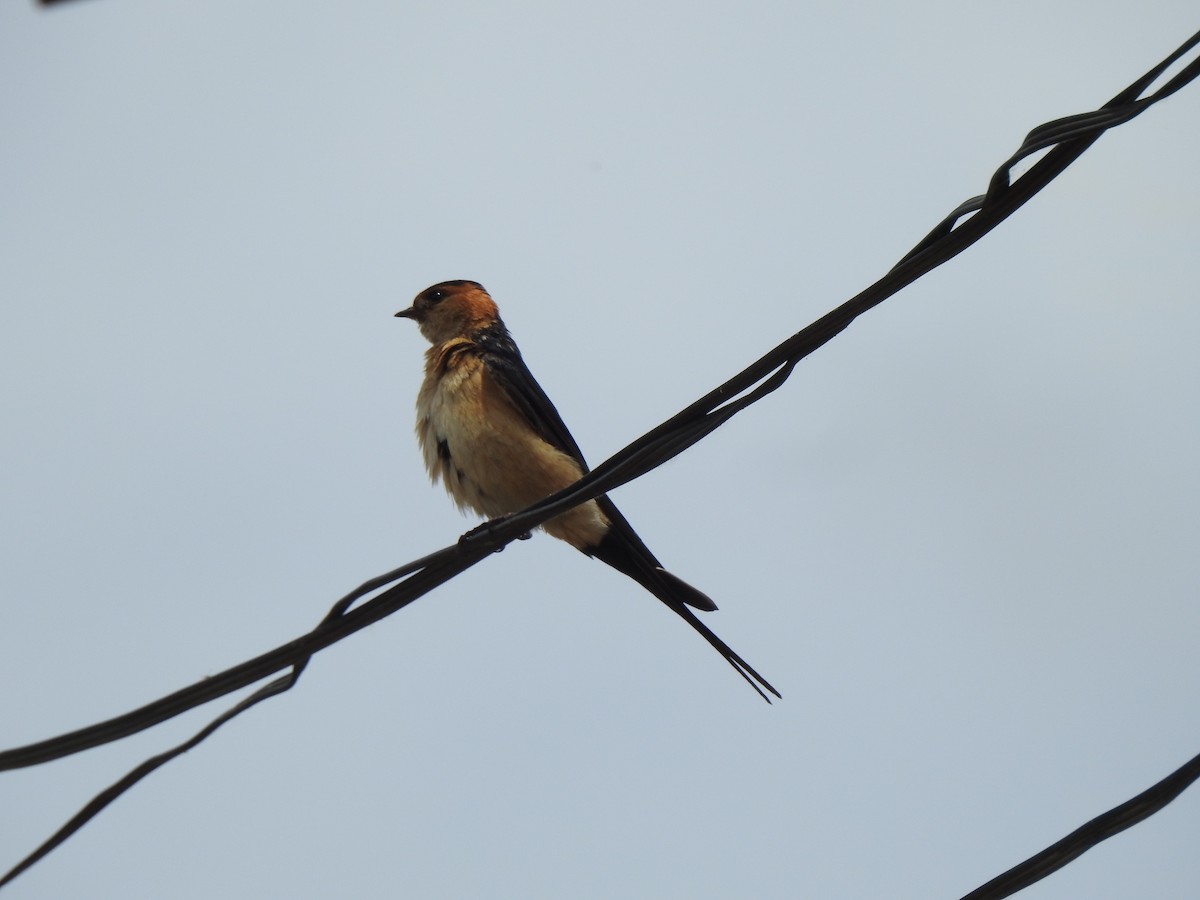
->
(2, 3), (1199, 898)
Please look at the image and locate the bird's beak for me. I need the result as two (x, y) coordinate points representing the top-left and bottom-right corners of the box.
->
(394, 307), (419, 320)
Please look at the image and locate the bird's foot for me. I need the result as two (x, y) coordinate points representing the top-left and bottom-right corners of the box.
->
(459, 517), (532, 551)
(460, 518), (505, 551)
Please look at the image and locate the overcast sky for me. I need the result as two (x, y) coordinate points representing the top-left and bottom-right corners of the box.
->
(3, 3), (1199, 898)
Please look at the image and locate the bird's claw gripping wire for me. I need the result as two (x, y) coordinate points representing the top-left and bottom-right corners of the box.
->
(458, 517), (532, 553)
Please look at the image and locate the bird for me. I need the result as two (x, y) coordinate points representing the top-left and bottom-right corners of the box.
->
(395, 279), (779, 701)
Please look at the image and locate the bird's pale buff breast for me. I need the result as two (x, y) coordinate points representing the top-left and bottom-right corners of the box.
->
(415, 341), (608, 548)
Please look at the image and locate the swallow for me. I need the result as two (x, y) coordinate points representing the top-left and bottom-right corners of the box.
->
(395, 280), (779, 701)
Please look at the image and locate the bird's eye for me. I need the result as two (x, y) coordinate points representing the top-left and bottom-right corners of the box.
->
(428, 290), (445, 305)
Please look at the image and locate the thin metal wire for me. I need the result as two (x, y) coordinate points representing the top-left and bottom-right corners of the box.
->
(959, 750), (1200, 900)
(2, 25), (1198, 896)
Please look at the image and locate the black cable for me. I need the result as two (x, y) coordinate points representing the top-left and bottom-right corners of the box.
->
(960, 750), (1200, 900)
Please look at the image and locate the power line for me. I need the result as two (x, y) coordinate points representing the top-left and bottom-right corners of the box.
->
(960, 750), (1200, 900)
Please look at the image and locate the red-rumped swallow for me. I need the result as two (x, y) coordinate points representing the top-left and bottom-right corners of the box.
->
(396, 280), (778, 700)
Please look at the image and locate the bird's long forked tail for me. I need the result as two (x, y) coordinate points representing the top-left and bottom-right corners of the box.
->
(667, 600), (781, 703)
(585, 522), (779, 700)
(627, 562), (781, 701)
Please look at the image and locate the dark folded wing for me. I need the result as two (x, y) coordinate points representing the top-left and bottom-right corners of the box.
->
(472, 322), (721, 612)
(472, 323), (656, 552)
(473, 322), (590, 467)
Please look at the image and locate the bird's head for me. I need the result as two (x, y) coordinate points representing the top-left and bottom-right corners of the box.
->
(395, 280), (499, 345)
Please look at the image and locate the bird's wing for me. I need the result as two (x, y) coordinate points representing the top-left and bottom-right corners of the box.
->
(472, 323), (591, 469)
(470, 323), (723, 604)
(472, 323), (664, 559)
